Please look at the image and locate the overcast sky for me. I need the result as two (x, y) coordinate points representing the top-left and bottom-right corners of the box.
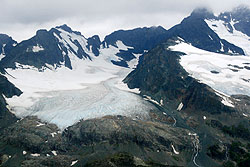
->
(1, 0), (249, 42)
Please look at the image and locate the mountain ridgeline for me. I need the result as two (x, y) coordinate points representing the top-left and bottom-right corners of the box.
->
(0, 6), (249, 167)
(0, 6), (248, 71)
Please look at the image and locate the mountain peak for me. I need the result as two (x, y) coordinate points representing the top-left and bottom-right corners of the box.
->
(54, 24), (82, 36)
(55, 24), (73, 32)
(0, 34), (15, 45)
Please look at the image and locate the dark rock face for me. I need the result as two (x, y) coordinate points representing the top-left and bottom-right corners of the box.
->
(0, 34), (17, 56)
(0, 74), (22, 131)
(103, 26), (169, 54)
(167, 9), (244, 55)
(124, 40), (234, 114)
(0, 74), (22, 98)
(87, 35), (101, 56)
(0, 95), (17, 131)
(219, 6), (250, 37)
(103, 26), (170, 67)
(0, 30), (64, 69)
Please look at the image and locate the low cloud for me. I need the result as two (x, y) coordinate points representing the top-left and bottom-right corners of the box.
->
(1, 0), (249, 42)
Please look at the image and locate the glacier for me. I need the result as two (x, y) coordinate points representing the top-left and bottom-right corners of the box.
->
(5, 40), (156, 129)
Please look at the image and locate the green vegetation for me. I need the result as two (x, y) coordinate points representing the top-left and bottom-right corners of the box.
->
(207, 144), (226, 160)
(85, 152), (180, 167)
(222, 124), (250, 140)
(229, 142), (250, 167)
(223, 161), (235, 167)
(209, 141), (250, 167)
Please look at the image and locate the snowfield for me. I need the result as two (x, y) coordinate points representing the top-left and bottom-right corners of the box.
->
(205, 19), (250, 56)
(5, 41), (155, 130)
(170, 41), (250, 102)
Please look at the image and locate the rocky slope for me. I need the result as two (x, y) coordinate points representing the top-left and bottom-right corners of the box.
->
(124, 38), (250, 167)
(0, 115), (195, 167)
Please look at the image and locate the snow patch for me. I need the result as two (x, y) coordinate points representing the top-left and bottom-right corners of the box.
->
(31, 153), (40, 157)
(51, 151), (57, 156)
(220, 41), (224, 52)
(128, 53), (141, 69)
(0, 44), (6, 61)
(243, 113), (248, 117)
(32, 44), (44, 52)
(208, 35), (213, 40)
(51, 132), (57, 137)
(0, 54), (5, 61)
(160, 99), (164, 106)
(177, 102), (183, 111)
(71, 160), (78, 166)
(171, 144), (180, 155)
(143, 95), (160, 106)
(115, 40), (134, 50)
(36, 121), (45, 127)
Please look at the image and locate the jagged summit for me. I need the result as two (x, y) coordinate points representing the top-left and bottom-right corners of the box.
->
(56, 24), (73, 32)
(54, 24), (82, 36)
(0, 34), (17, 56)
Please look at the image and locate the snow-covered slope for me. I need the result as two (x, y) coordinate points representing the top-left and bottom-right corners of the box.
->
(5, 39), (153, 129)
(170, 41), (250, 102)
(205, 19), (250, 56)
